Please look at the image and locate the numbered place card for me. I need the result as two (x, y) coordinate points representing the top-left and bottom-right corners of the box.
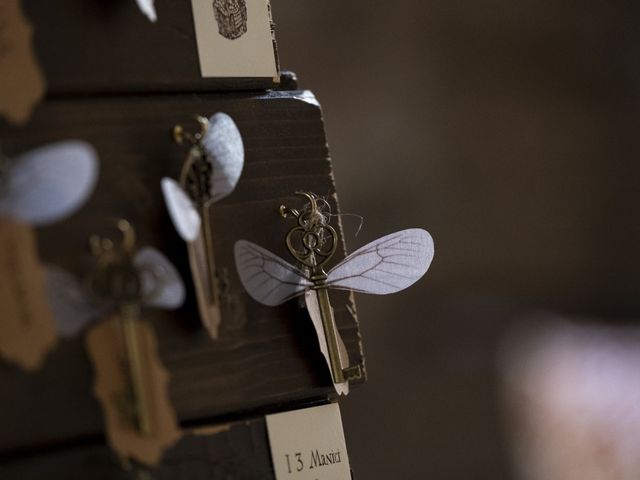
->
(190, 0), (278, 78)
(266, 403), (350, 480)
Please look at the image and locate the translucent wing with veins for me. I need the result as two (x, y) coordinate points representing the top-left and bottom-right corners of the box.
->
(45, 248), (185, 338)
(326, 228), (434, 294)
(234, 240), (312, 306)
(235, 229), (434, 304)
(0, 141), (98, 226)
(45, 265), (106, 339)
(161, 177), (201, 242)
(203, 112), (244, 203)
(134, 247), (186, 310)
(234, 228), (434, 396)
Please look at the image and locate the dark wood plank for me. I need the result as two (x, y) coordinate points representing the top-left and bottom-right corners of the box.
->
(23, 0), (280, 94)
(0, 417), (275, 479)
(0, 90), (364, 451)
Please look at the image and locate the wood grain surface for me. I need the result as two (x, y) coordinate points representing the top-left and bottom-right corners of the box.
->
(22, 0), (280, 94)
(0, 90), (364, 453)
(0, 416), (276, 479)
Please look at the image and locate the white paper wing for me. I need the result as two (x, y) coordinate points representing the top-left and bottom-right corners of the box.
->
(0, 141), (98, 226)
(45, 265), (104, 338)
(326, 228), (434, 294)
(136, 0), (157, 21)
(161, 177), (201, 242)
(134, 247), (186, 310)
(234, 240), (312, 306)
(202, 112), (244, 203)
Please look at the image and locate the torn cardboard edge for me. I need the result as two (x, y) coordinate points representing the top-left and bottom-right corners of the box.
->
(86, 316), (182, 466)
(0, 218), (57, 371)
(0, 0), (45, 125)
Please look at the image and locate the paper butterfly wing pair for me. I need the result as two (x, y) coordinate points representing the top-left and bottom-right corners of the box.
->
(235, 228), (434, 395)
(161, 112), (244, 242)
(234, 228), (434, 304)
(46, 247), (185, 339)
(0, 141), (98, 226)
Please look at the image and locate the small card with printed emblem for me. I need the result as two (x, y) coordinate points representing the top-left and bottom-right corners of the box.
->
(266, 403), (351, 480)
(190, 0), (278, 79)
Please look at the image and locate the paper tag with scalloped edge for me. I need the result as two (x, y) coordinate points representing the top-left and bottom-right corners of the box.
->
(0, 218), (57, 370)
(86, 316), (182, 466)
(266, 403), (351, 480)
(0, 0), (45, 125)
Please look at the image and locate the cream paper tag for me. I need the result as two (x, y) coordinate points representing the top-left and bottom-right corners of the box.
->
(86, 316), (182, 466)
(0, 218), (57, 370)
(304, 290), (350, 396)
(190, 0), (278, 78)
(0, 0), (45, 125)
(266, 403), (351, 480)
(188, 232), (221, 338)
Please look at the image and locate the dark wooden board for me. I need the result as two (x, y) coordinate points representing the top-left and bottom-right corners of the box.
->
(0, 90), (364, 452)
(0, 417), (275, 479)
(23, 0), (280, 94)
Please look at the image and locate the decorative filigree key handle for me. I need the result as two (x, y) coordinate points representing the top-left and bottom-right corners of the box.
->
(280, 193), (347, 384)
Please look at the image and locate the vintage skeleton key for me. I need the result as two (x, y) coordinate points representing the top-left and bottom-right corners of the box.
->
(174, 117), (221, 308)
(88, 219), (154, 434)
(165, 114), (244, 338)
(280, 193), (349, 384)
(235, 191), (433, 393)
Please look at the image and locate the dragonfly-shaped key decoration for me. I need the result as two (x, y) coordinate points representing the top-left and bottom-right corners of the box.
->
(46, 219), (185, 450)
(0, 141), (98, 370)
(234, 192), (435, 395)
(161, 112), (244, 338)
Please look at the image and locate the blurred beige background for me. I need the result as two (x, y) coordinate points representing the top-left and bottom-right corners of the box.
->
(273, 1), (640, 478)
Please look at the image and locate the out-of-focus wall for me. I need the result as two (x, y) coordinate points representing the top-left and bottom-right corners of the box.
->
(273, 2), (640, 478)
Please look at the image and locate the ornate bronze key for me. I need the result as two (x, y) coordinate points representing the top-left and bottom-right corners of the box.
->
(87, 219), (153, 435)
(280, 192), (348, 384)
(173, 117), (223, 334)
